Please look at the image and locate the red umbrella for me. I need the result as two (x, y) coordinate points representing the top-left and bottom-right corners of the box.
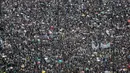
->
(128, 64), (130, 70)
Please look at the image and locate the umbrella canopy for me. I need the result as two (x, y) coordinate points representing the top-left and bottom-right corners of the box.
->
(58, 60), (63, 63)
(127, 55), (130, 59)
(101, 43), (111, 49)
(128, 20), (130, 23)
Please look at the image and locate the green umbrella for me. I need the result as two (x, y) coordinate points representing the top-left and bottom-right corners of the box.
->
(13, 70), (16, 73)
(58, 60), (63, 63)
(85, 68), (89, 71)
(37, 39), (40, 44)
(101, 11), (105, 14)
(32, 39), (35, 43)
(36, 57), (41, 61)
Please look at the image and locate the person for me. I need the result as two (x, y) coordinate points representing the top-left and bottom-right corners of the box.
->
(127, 55), (130, 63)
(0, 0), (1, 16)
(0, 37), (3, 51)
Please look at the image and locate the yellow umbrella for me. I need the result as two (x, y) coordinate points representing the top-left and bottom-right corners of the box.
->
(42, 70), (45, 73)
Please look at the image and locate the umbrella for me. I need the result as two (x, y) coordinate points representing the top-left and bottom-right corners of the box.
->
(42, 70), (46, 73)
(101, 43), (111, 49)
(127, 55), (130, 59)
(85, 68), (89, 71)
(128, 20), (130, 23)
(91, 41), (99, 50)
(58, 60), (63, 63)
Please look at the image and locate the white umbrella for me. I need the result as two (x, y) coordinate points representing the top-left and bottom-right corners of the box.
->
(101, 43), (111, 49)
(104, 71), (111, 73)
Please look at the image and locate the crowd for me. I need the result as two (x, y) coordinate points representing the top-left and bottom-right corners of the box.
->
(0, 0), (130, 73)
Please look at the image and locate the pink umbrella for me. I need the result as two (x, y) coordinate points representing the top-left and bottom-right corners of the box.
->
(128, 20), (130, 23)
